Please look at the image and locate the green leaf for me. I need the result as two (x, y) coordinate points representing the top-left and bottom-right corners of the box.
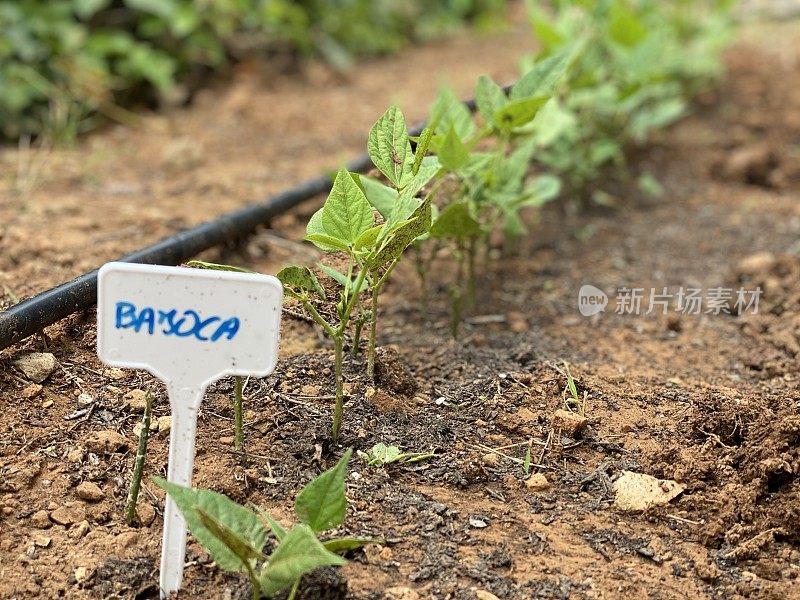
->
(323, 536), (380, 554)
(374, 200), (432, 267)
(638, 173), (664, 198)
(152, 478), (267, 572)
(360, 175), (398, 220)
(364, 442), (402, 465)
(321, 170), (374, 247)
(523, 444), (532, 475)
(430, 88), (475, 140)
(405, 156), (441, 199)
(608, 2), (648, 48)
(437, 126), (469, 172)
(368, 105), (414, 188)
(475, 75), (507, 122)
(124, 0), (176, 19)
(277, 266), (326, 300)
(259, 524), (347, 597)
(510, 48), (571, 100)
(353, 225), (383, 252)
(318, 263), (367, 293)
(530, 97), (577, 146)
(305, 209), (342, 252)
(527, 5), (564, 53)
(196, 507), (264, 565)
(294, 448), (352, 532)
(524, 175), (561, 206)
(494, 96), (548, 130)
(256, 507), (287, 542)
(411, 125), (434, 175)
(305, 232), (351, 253)
(629, 98), (686, 142)
(430, 202), (482, 241)
(73, 0), (109, 19)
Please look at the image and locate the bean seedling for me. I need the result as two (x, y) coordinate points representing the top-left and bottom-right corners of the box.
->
(280, 106), (435, 443)
(154, 449), (375, 600)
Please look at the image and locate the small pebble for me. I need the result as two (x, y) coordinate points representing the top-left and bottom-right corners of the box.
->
(31, 510), (51, 529)
(13, 353), (57, 383)
(76, 481), (105, 503)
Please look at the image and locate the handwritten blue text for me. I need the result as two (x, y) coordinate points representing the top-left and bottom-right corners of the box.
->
(115, 301), (240, 342)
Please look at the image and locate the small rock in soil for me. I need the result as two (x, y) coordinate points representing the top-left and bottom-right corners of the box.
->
(136, 502), (156, 527)
(723, 144), (777, 186)
(69, 520), (90, 539)
(77, 392), (94, 406)
(76, 481), (105, 503)
(156, 415), (172, 435)
(695, 560), (722, 582)
(133, 420), (157, 437)
(22, 384), (43, 399)
(67, 447), (85, 463)
(526, 473), (551, 491)
(51, 503), (84, 526)
(384, 587), (420, 600)
(13, 353), (57, 383)
(469, 517), (489, 528)
(31, 510), (51, 529)
(33, 535), (51, 548)
(507, 310), (529, 333)
(105, 368), (128, 380)
(476, 591), (502, 600)
(123, 389), (148, 411)
(375, 346), (418, 396)
(115, 531), (139, 551)
(482, 453), (500, 467)
(552, 409), (588, 438)
(612, 471), (685, 512)
(86, 430), (128, 454)
(737, 251), (776, 275)
(73, 566), (92, 584)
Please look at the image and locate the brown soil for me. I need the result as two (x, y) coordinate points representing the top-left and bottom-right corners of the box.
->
(2, 16), (800, 600)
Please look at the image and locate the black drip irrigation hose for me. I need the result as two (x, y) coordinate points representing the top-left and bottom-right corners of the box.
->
(0, 95), (486, 352)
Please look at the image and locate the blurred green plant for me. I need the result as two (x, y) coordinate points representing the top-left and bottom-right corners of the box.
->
(0, 0), (508, 142)
(522, 0), (736, 201)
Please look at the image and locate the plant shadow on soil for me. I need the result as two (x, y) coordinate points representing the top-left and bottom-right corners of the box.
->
(2, 24), (800, 600)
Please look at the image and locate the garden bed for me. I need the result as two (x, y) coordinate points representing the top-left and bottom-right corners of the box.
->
(1, 19), (800, 600)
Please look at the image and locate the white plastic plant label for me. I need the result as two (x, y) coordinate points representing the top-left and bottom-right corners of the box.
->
(96, 262), (282, 598)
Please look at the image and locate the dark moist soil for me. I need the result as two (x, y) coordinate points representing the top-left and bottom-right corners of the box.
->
(2, 18), (800, 600)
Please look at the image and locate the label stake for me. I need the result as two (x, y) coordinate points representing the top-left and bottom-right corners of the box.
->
(97, 262), (282, 598)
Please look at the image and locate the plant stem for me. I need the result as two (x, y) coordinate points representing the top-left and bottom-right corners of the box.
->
(234, 376), (244, 453)
(413, 248), (429, 309)
(125, 391), (153, 526)
(366, 258), (400, 381)
(467, 238), (477, 308)
(450, 243), (465, 338)
(367, 289), (378, 380)
(244, 561), (260, 600)
(331, 335), (345, 444)
(300, 300), (337, 338)
(287, 578), (301, 600)
(351, 310), (364, 357)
